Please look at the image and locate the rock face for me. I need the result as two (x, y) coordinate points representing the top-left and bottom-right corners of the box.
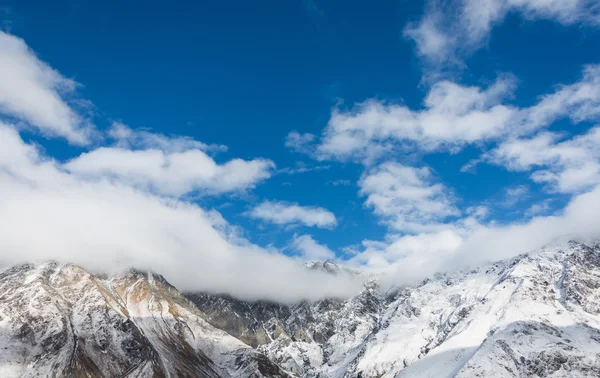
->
(187, 241), (600, 378)
(3, 240), (600, 377)
(0, 262), (289, 378)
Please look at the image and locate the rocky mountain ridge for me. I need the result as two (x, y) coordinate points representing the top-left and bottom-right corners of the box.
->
(1, 240), (600, 377)
(0, 261), (288, 378)
(188, 240), (600, 377)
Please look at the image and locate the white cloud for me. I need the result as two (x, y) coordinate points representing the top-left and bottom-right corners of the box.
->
(109, 122), (227, 153)
(504, 185), (529, 206)
(277, 161), (330, 175)
(315, 75), (517, 163)
(310, 65), (600, 166)
(0, 31), (94, 144)
(358, 162), (460, 232)
(3, 24), (600, 306)
(247, 200), (338, 229)
(0, 123), (360, 302)
(505, 185), (529, 198)
(329, 179), (352, 186)
(348, 230), (463, 274)
(466, 205), (490, 219)
(523, 65), (600, 130)
(285, 131), (316, 154)
(404, 10), (457, 68)
(525, 199), (553, 217)
(485, 127), (600, 192)
(451, 184), (600, 266)
(405, 0), (600, 69)
(65, 129), (275, 197)
(289, 234), (336, 261)
(347, 184), (600, 288)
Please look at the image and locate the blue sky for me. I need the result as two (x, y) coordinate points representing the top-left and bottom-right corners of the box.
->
(1, 0), (600, 300)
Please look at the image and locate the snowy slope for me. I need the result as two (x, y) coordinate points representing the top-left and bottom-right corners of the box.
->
(359, 241), (600, 378)
(190, 241), (600, 378)
(0, 262), (289, 378)
(2, 240), (600, 377)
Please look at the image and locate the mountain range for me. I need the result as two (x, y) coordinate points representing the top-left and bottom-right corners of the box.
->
(1, 240), (600, 377)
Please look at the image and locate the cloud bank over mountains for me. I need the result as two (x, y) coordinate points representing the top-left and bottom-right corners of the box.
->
(0, 31), (359, 303)
(0, 121), (360, 303)
(1, 0), (600, 303)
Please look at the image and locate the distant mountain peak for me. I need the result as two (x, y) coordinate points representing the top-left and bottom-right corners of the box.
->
(305, 259), (359, 276)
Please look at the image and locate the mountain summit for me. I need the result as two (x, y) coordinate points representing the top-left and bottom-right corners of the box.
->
(0, 262), (287, 378)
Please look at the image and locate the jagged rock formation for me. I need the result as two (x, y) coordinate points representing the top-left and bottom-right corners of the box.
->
(2, 241), (600, 377)
(0, 262), (288, 378)
(187, 241), (600, 377)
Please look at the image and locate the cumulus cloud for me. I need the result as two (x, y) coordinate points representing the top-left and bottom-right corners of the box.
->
(277, 62), (600, 294)
(0, 123), (360, 302)
(289, 234), (336, 261)
(308, 65), (600, 165)
(65, 147), (275, 197)
(523, 65), (600, 130)
(65, 123), (275, 197)
(405, 0), (600, 70)
(247, 201), (338, 229)
(348, 184), (600, 288)
(0, 31), (94, 144)
(359, 162), (459, 232)
(4, 22), (600, 306)
(313, 75), (517, 163)
(485, 127), (600, 193)
(0, 31), (358, 303)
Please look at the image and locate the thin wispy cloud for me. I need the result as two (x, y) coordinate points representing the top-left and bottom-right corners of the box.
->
(328, 179), (351, 186)
(109, 122), (228, 153)
(285, 131), (316, 154)
(405, 0), (600, 75)
(277, 161), (330, 175)
(503, 185), (529, 207)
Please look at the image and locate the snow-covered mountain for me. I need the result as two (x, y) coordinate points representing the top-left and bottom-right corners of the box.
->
(2, 240), (600, 377)
(0, 262), (288, 378)
(187, 240), (600, 378)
